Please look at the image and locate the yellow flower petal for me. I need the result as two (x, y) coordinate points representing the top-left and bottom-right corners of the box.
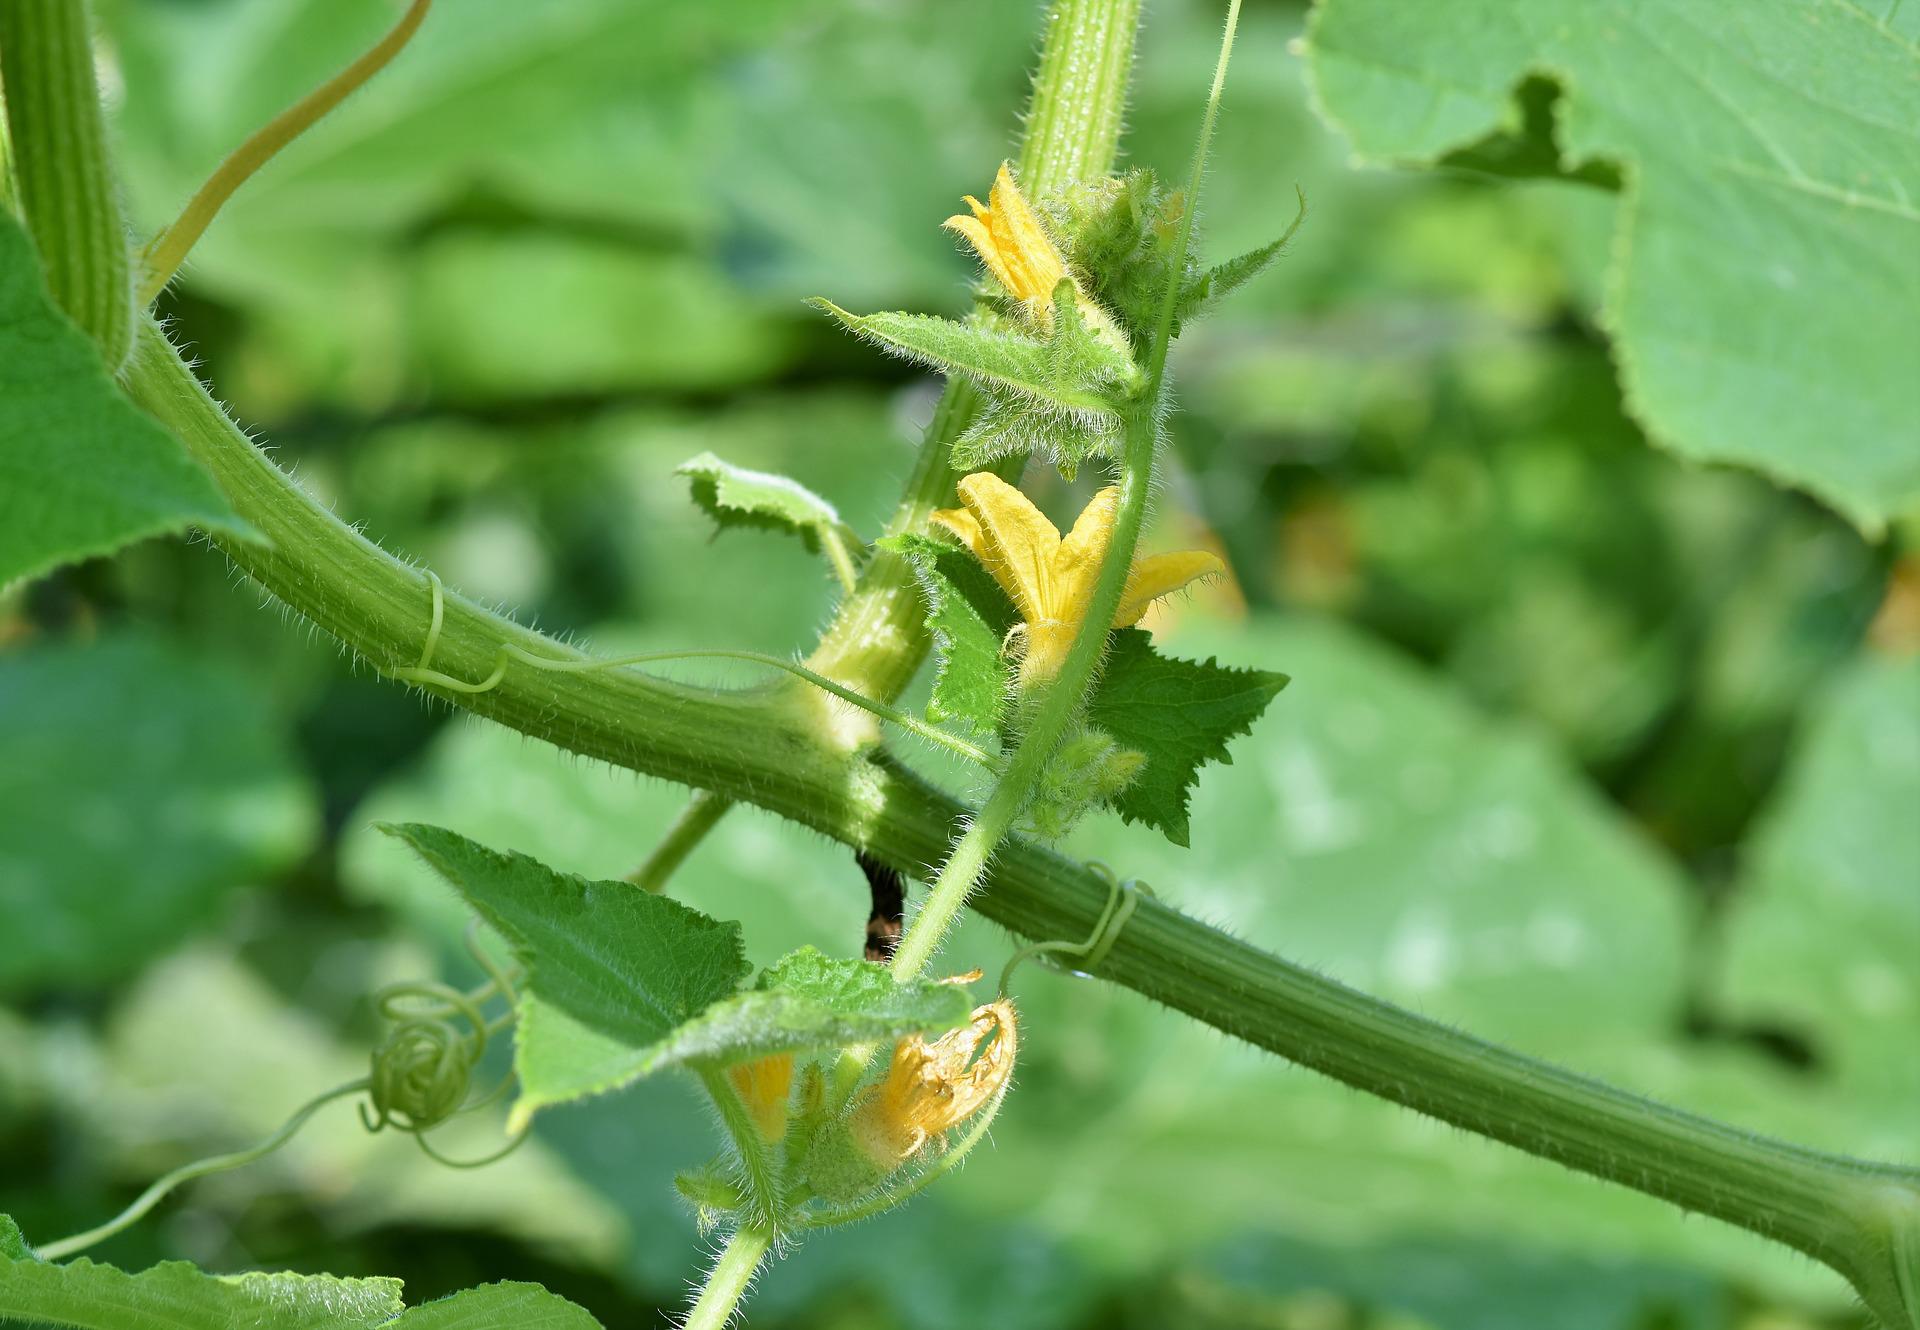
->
(954, 472), (1061, 627)
(1114, 549), (1227, 626)
(1052, 483), (1121, 632)
(929, 505), (983, 555)
(942, 162), (1068, 312)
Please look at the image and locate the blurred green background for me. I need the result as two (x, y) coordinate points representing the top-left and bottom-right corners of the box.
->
(2, 1), (1915, 1327)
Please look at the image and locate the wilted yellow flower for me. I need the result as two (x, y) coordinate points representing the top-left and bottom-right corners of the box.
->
(850, 999), (1017, 1170)
(944, 162), (1076, 326)
(932, 473), (1226, 686)
(726, 1052), (795, 1143)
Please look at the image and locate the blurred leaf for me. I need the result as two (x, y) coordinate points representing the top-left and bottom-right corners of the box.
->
(676, 451), (857, 555)
(0, 635), (317, 994)
(650, 946), (969, 1070)
(1716, 651), (1920, 1109)
(382, 823), (749, 1126)
(1089, 628), (1289, 847)
(1302, 0), (1920, 529)
(0, 217), (247, 587)
(408, 233), (797, 401)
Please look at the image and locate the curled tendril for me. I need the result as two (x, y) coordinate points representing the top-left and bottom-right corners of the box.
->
(361, 923), (529, 1168)
(998, 860), (1151, 997)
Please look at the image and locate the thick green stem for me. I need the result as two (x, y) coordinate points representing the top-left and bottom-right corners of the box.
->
(682, 1224), (773, 1330)
(0, 0), (133, 367)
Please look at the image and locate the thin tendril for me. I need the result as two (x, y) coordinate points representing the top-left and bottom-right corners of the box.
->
(395, 571), (1002, 772)
(36, 1079), (370, 1261)
(997, 863), (1150, 996)
(138, 0), (433, 304)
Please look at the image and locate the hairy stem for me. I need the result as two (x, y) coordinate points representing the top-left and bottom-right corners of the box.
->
(0, 0), (133, 368)
(682, 1224), (772, 1330)
(628, 790), (730, 893)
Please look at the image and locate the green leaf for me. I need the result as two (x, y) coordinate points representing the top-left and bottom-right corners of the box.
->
(0, 215), (249, 586)
(380, 823), (750, 1128)
(646, 946), (972, 1070)
(1086, 629), (1290, 847)
(0, 1221), (602, 1329)
(676, 450), (858, 555)
(811, 300), (1109, 410)
(0, 1240), (403, 1329)
(1716, 652), (1920, 1110)
(886, 530), (1016, 740)
(392, 1283), (603, 1329)
(1302, 0), (1920, 529)
(0, 634), (318, 994)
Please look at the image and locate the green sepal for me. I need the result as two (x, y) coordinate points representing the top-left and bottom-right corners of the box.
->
(1176, 185), (1309, 321)
(811, 286), (1136, 478)
(1088, 629), (1290, 846)
(676, 450), (861, 558)
(884, 530), (1016, 740)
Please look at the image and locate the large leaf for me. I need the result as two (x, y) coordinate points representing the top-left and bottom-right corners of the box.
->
(0, 217), (246, 586)
(382, 823), (750, 1127)
(1302, 0), (1920, 529)
(0, 1218), (601, 1329)
(0, 635), (317, 993)
(1715, 651), (1920, 1119)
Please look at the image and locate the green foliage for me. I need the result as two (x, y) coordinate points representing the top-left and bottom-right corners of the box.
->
(1716, 652), (1920, 1109)
(886, 530), (1016, 740)
(381, 823), (749, 1126)
(0, 1213), (603, 1328)
(652, 947), (971, 1070)
(892, 532), (1285, 844)
(1088, 629), (1289, 846)
(0, 635), (317, 993)
(1303, 0), (1920, 530)
(0, 217), (246, 586)
(676, 452), (857, 556)
(811, 289), (1136, 477)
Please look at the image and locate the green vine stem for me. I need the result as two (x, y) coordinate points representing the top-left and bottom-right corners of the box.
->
(627, 789), (730, 892)
(0, 0), (134, 368)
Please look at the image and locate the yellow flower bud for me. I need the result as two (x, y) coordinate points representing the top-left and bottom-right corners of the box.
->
(726, 1052), (795, 1144)
(849, 999), (1018, 1171)
(945, 163), (1070, 323)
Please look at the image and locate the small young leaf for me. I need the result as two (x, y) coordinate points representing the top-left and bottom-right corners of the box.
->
(0, 215), (251, 587)
(813, 300), (1103, 406)
(647, 945), (972, 1070)
(1087, 630), (1289, 846)
(886, 530), (1016, 740)
(676, 450), (859, 556)
(381, 823), (750, 1128)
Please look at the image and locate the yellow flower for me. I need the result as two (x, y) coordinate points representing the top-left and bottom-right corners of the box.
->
(931, 472), (1226, 686)
(850, 999), (1017, 1170)
(944, 162), (1070, 324)
(726, 1052), (795, 1144)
